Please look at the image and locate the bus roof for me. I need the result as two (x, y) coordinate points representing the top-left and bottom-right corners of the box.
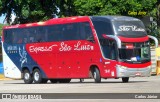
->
(3, 16), (90, 30)
(3, 16), (141, 30)
(90, 16), (140, 22)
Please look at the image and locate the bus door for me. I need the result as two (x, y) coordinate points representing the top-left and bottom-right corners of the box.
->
(100, 38), (117, 77)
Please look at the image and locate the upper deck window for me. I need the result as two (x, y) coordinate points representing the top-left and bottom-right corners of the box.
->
(92, 21), (113, 39)
(113, 21), (147, 38)
(3, 22), (93, 44)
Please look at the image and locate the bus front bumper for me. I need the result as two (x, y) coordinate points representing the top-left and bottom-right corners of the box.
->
(116, 65), (152, 77)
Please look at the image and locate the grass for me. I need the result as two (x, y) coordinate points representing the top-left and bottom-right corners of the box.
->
(0, 23), (4, 36)
(0, 23), (7, 36)
(0, 74), (12, 80)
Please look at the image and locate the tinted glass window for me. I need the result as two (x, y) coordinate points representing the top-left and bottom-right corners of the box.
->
(47, 24), (63, 41)
(92, 21), (113, 39)
(79, 22), (93, 40)
(3, 22), (93, 44)
(62, 23), (80, 41)
(4, 30), (13, 43)
(100, 39), (117, 59)
(113, 21), (147, 38)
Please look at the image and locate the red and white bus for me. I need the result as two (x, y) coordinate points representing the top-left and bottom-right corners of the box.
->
(2, 16), (158, 84)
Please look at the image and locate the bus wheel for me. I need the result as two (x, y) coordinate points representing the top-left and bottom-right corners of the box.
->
(33, 69), (43, 84)
(59, 79), (71, 83)
(50, 79), (58, 83)
(23, 69), (33, 84)
(122, 77), (129, 83)
(92, 68), (101, 83)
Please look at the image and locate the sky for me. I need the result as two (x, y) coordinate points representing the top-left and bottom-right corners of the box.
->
(0, 14), (16, 24)
(0, 14), (5, 24)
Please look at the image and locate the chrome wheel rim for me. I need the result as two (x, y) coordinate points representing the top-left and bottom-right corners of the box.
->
(24, 73), (30, 80)
(94, 72), (96, 79)
(34, 72), (39, 81)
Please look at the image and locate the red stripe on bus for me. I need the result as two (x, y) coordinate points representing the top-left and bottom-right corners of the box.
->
(118, 36), (149, 42)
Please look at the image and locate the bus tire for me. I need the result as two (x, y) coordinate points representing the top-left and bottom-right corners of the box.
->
(122, 77), (129, 83)
(50, 79), (58, 83)
(92, 68), (101, 83)
(23, 69), (33, 84)
(33, 69), (43, 84)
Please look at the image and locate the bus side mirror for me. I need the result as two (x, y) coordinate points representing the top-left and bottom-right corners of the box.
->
(148, 35), (158, 48)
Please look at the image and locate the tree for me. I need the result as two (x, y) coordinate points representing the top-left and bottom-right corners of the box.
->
(0, 0), (58, 24)
(0, 24), (4, 36)
(156, 0), (160, 27)
(0, 0), (158, 25)
(73, 0), (160, 40)
(56, 0), (76, 17)
(74, 0), (157, 17)
(0, 0), (77, 24)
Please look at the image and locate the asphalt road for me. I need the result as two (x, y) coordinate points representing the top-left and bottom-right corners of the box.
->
(0, 76), (160, 102)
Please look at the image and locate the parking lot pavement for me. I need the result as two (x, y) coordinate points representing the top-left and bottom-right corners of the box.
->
(0, 76), (159, 93)
(0, 76), (160, 102)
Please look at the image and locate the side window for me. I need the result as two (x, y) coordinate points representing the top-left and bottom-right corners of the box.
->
(35, 27), (45, 42)
(19, 27), (45, 43)
(3, 22), (93, 43)
(23, 29), (30, 43)
(32, 22), (93, 42)
(45, 25), (63, 42)
(80, 22), (93, 40)
(62, 23), (80, 41)
(27, 28), (36, 43)
(46, 22), (93, 41)
(4, 30), (13, 43)
(4, 29), (21, 44)
(12, 30), (20, 43)
(101, 39), (117, 60)
(16, 28), (34, 44)
(93, 21), (113, 39)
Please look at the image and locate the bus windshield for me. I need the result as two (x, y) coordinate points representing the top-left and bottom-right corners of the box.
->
(113, 21), (147, 38)
(119, 43), (150, 63)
